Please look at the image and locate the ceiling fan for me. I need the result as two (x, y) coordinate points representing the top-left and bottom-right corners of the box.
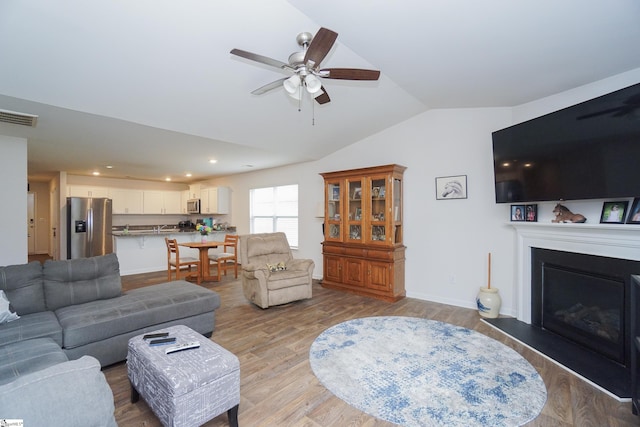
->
(230, 27), (380, 105)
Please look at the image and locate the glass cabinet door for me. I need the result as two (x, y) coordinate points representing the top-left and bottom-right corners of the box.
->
(347, 179), (363, 242)
(326, 180), (342, 241)
(368, 176), (387, 243)
(393, 178), (402, 244)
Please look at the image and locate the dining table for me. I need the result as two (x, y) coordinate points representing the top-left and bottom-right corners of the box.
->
(178, 240), (223, 282)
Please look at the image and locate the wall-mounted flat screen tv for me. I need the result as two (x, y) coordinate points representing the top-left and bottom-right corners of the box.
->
(492, 82), (640, 203)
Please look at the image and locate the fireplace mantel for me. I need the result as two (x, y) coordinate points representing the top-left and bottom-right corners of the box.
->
(511, 222), (640, 323)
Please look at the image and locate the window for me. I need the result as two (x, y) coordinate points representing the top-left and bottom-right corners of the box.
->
(250, 184), (298, 247)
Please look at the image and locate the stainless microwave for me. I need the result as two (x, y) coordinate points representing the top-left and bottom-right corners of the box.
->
(186, 199), (200, 214)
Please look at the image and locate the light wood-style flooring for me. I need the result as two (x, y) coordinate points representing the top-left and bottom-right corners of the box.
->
(103, 270), (640, 426)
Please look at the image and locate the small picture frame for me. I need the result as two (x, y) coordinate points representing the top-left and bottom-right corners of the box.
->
(355, 207), (362, 220)
(525, 204), (538, 222)
(331, 186), (340, 201)
(511, 205), (525, 222)
(352, 187), (362, 200)
(600, 201), (629, 224)
(627, 198), (640, 224)
(435, 175), (467, 200)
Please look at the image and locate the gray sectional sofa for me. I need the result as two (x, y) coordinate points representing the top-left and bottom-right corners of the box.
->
(0, 253), (221, 426)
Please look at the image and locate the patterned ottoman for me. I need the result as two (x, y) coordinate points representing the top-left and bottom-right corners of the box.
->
(127, 325), (240, 427)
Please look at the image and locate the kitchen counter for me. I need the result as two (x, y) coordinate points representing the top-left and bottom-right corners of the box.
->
(111, 229), (196, 236)
(112, 230), (232, 275)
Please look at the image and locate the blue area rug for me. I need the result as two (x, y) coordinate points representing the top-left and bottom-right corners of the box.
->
(309, 316), (547, 426)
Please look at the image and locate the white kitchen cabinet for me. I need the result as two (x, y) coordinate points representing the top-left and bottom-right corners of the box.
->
(200, 186), (230, 214)
(143, 190), (183, 214)
(163, 191), (183, 214)
(181, 190), (190, 213)
(188, 184), (201, 200)
(109, 188), (144, 214)
(68, 185), (109, 198)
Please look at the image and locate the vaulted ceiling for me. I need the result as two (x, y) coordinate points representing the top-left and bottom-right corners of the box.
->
(1, 0), (639, 183)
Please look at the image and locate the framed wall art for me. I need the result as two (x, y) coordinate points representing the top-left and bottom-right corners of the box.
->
(435, 175), (467, 200)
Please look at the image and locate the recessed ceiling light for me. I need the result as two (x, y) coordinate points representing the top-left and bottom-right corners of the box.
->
(92, 171), (100, 176)
(105, 165), (113, 169)
(165, 177), (172, 181)
(209, 159), (217, 164)
(185, 173), (192, 177)
(524, 163), (533, 168)
(502, 162), (510, 167)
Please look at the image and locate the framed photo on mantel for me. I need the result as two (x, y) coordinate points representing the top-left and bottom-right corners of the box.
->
(627, 198), (640, 224)
(600, 201), (628, 224)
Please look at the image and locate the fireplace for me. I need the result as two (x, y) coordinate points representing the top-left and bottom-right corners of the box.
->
(531, 248), (633, 367)
(485, 222), (640, 400)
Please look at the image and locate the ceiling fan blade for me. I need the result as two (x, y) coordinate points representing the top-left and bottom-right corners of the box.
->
(315, 87), (331, 105)
(320, 68), (381, 80)
(304, 28), (338, 68)
(230, 48), (294, 71)
(251, 77), (288, 95)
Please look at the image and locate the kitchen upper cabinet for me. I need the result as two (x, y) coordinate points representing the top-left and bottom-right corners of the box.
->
(200, 187), (230, 214)
(163, 191), (183, 214)
(188, 184), (201, 200)
(68, 185), (109, 198)
(109, 188), (143, 214)
(142, 190), (183, 214)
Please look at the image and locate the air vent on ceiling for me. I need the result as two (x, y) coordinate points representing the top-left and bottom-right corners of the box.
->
(0, 109), (38, 127)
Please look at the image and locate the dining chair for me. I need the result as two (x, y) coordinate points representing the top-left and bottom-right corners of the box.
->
(208, 234), (239, 282)
(165, 238), (201, 285)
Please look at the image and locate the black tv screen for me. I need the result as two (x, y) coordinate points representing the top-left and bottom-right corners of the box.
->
(492, 82), (640, 203)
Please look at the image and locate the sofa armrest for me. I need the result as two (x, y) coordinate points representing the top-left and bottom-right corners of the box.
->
(241, 263), (269, 279)
(287, 258), (314, 273)
(0, 355), (117, 427)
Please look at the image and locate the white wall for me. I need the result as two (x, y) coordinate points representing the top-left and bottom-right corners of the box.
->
(0, 136), (28, 266)
(205, 68), (640, 317)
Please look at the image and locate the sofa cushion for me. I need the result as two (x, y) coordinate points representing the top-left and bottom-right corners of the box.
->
(266, 269), (311, 290)
(0, 355), (117, 427)
(0, 338), (68, 385)
(55, 280), (220, 349)
(0, 290), (20, 323)
(43, 253), (122, 311)
(0, 311), (62, 347)
(0, 261), (46, 314)
(244, 232), (293, 266)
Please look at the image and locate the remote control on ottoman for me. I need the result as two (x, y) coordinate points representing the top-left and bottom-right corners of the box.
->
(127, 325), (240, 427)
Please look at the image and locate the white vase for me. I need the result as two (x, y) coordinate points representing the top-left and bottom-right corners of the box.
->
(201, 234), (207, 243)
(476, 287), (502, 318)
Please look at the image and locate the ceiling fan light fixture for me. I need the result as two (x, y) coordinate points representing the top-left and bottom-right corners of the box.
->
(305, 74), (322, 94)
(283, 74), (301, 94)
(288, 86), (302, 100)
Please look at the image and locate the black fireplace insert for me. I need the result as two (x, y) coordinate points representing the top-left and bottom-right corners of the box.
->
(532, 248), (634, 368)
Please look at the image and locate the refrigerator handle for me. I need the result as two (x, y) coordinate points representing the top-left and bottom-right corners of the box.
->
(87, 207), (93, 254)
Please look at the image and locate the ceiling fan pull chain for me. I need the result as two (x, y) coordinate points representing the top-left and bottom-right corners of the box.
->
(312, 96), (315, 126)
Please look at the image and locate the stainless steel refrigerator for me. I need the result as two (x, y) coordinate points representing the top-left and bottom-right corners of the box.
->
(67, 197), (113, 259)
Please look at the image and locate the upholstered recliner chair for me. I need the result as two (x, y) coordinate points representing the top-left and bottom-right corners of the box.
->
(239, 232), (314, 308)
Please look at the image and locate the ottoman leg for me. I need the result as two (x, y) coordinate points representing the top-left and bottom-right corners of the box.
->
(227, 404), (239, 427)
(130, 381), (140, 404)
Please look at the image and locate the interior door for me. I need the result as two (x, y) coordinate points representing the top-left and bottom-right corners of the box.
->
(27, 192), (35, 254)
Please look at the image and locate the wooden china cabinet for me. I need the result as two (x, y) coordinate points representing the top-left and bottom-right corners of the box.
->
(320, 164), (406, 302)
